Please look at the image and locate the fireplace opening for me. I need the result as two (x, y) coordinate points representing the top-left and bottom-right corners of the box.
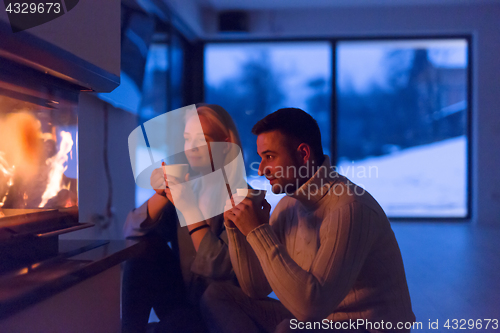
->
(0, 86), (78, 212)
(0, 95), (77, 213)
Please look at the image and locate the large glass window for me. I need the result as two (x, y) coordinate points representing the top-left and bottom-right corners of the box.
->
(205, 42), (332, 209)
(202, 38), (470, 219)
(336, 39), (469, 218)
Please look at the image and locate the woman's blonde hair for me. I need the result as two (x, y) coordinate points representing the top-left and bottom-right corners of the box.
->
(185, 103), (243, 164)
(192, 103), (242, 149)
(185, 103), (246, 194)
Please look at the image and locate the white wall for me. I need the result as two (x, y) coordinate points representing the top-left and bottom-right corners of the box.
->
(199, 3), (500, 226)
(61, 93), (137, 240)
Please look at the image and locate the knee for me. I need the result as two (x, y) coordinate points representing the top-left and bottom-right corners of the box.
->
(202, 282), (231, 304)
(201, 282), (242, 312)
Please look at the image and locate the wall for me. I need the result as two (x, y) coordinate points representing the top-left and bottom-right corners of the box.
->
(200, 3), (500, 226)
(61, 93), (137, 240)
(0, 0), (121, 77)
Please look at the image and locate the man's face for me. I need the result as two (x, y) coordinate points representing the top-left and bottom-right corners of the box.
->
(257, 130), (302, 194)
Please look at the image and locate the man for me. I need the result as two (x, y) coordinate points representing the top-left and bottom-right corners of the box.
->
(201, 108), (415, 333)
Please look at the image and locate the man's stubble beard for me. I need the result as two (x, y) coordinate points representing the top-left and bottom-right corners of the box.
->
(271, 178), (300, 195)
(269, 153), (307, 195)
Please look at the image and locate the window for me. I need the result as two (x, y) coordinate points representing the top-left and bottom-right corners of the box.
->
(336, 39), (469, 218)
(203, 38), (470, 219)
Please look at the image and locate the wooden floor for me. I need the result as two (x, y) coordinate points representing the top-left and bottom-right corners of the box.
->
(391, 222), (500, 332)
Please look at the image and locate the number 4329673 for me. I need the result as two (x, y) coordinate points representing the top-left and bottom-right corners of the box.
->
(5, 3), (61, 14)
(444, 319), (498, 330)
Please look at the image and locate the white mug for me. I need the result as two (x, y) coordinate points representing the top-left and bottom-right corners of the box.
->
(162, 163), (189, 181)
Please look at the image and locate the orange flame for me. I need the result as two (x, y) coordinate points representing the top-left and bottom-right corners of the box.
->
(0, 111), (42, 210)
(0, 152), (14, 208)
(0, 112), (43, 182)
(39, 131), (74, 207)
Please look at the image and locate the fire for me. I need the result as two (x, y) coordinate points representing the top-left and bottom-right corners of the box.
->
(39, 131), (74, 208)
(0, 111), (42, 210)
(0, 112), (43, 181)
(0, 152), (14, 208)
(0, 111), (76, 210)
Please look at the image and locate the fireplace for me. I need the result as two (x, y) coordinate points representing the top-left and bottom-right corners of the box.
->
(0, 17), (119, 272)
(0, 58), (84, 272)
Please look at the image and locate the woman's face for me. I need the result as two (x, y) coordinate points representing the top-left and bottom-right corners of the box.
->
(184, 114), (228, 175)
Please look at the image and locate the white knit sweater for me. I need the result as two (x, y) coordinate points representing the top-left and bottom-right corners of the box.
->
(226, 157), (415, 332)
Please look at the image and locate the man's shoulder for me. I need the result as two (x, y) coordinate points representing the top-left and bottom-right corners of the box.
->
(273, 195), (297, 213)
(327, 176), (387, 218)
(269, 195), (298, 226)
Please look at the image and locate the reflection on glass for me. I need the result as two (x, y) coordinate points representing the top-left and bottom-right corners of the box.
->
(336, 39), (468, 217)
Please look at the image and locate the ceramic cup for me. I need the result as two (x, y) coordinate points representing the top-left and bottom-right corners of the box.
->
(162, 163), (189, 181)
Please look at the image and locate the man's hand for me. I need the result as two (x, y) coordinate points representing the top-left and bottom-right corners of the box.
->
(224, 197), (271, 236)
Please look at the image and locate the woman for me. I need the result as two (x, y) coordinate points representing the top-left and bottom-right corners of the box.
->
(122, 104), (246, 333)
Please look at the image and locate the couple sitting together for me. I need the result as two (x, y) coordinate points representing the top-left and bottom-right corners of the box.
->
(122, 104), (416, 333)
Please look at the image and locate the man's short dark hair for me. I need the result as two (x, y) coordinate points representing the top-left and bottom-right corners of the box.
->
(252, 108), (324, 161)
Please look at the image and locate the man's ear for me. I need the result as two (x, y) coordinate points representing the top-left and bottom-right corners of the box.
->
(296, 143), (311, 164)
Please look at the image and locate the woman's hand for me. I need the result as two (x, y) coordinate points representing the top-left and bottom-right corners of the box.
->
(164, 173), (197, 212)
(145, 168), (172, 224)
(150, 167), (167, 196)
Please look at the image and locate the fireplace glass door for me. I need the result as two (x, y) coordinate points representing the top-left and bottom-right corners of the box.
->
(0, 85), (78, 221)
